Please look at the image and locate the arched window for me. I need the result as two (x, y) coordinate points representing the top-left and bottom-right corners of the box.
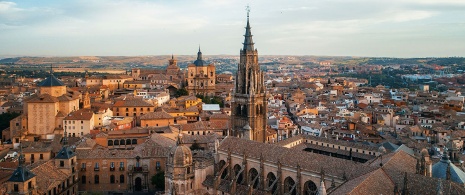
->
(218, 160), (228, 179)
(242, 105), (248, 116)
(267, 172), (277, 194)
(120, 174), (125, 183)
(120, 139), (125, 145)
(249, 168), (259, 189)
(94, 175), (99, 184)
(108, 140), (113, 146)
(110, 175), (115, 183)
(132, 139), (137, 144)
(114, 140), (119, 146)
(284, 177), (296, 195)
(81, 176), (86, 184)
(233, 164), (243, 184)
(126, 139), (131, 145)
(303, 180), (318, 195)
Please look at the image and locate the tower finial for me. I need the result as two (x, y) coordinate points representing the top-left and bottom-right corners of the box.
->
(63, 127), (68, 146)
(171, 54), (174, 60)
(197, 46), (202, 60)
(242, 6), (254, 51)
(18, 134), (25, 166)
(246, 5), (250, 19)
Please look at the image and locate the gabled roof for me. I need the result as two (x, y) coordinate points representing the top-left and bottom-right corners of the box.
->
(394, 144), (414, 156)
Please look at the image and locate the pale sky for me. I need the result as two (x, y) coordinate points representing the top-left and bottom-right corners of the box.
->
(1, 0), (464, 57)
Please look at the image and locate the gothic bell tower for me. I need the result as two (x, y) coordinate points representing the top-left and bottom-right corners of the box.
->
(231, 10), (267, 143)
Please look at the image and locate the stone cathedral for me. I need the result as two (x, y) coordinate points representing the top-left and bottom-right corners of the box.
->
(231, 14), (267, 143)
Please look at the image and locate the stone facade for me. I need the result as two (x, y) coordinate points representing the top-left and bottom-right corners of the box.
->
(186, 48), (216, 97)
(231, 17), (267, 143)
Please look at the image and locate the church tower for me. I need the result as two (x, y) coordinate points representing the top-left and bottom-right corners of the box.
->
(231, 11), (267, 143)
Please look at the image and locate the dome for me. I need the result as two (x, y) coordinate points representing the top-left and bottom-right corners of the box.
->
(170, 134), (193, 167)
(193, 47), (207, 66)
(420, 148), (429, 157)
(432, 148), (465, 184)
(193, 59), (207, 66)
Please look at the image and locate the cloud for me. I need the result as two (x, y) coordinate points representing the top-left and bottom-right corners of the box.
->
(0, 0), (464, 57)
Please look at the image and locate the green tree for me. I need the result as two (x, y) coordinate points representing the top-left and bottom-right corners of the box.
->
(190, 141), (204, 150)
(175, 88), (189, 97)
(151, 172), (165, 191)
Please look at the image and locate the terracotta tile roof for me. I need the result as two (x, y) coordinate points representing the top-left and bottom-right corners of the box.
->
(209, 113), (230, 119)
(140, 110), (173, 120)
(181, 121), (230, 131)
(29, 160), (70, 194)
(367, 150), (417, 174)
(64, 108), (94, 120)
(330, 168), (394, 195)
(26, 94), (59, 103)
(219, 137), (374, 180)
(113, 98), (154, 107)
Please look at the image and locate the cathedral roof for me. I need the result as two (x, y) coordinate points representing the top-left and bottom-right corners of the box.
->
(193, 47), (207, 66)
(38, 74), (65, 87)
(432, 151), (465, 184)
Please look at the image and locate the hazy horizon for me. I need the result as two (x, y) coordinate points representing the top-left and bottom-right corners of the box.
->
(1, 0), (465, 58)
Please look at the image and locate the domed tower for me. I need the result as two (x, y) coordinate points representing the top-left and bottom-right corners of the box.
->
(186, 47), (216, 96)
(165, 134), (195, 195)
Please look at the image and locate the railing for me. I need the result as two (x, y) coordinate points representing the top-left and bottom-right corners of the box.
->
(119, 167), (125, 171)
(81, 167), (86, 171)
(94, 167), (99, 171)
(129, 165), (148, 172)
(110, 167), (115, 171)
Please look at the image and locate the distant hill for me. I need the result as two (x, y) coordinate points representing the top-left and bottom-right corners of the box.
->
(0, 58), (20, 64)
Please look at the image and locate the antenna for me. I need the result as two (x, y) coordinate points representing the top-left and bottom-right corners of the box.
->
(246, 5), (250, 18)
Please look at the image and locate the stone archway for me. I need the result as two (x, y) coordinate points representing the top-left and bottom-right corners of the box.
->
(135, 177), (142, 191)
(303, 180), (318, 195)
(234, 164), (243, 184)
(218, 160), (228, 179)
(266, 172), (277, 194)
(284, 176), (296, 195)
(249, 168), (259, 189)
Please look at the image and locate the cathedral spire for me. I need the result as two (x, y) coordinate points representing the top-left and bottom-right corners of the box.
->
(197, 46), (203, 60)
(243, 6), (254, 51)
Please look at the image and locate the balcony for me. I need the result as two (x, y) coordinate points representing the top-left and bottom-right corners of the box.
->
(129, 165), (148, 173)
(119, 167), (125, 171)
(94, 167), (99, 171)
(110, 167), (115, 171)
(81, 168), (86, 171)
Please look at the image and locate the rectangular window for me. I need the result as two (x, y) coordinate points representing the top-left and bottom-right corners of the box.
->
(156, 161), (161, 170)
(82, 163), (86, 168)
(40, 154), (43, 160)
(120, 162), (124, 167)
(60, 161), (64, 167)
(110, 162), (115, 168)
(14, 184), (18, 192)
(95, 162), (99, 168)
